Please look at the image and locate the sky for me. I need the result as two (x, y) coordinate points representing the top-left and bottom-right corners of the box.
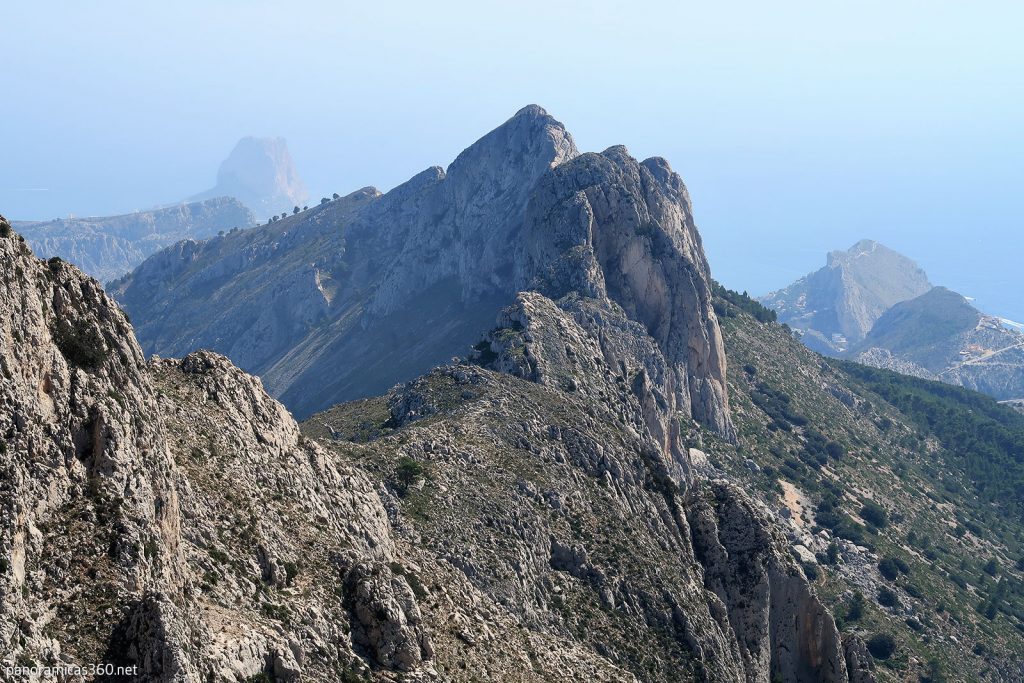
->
(2, 1), (1021, 319)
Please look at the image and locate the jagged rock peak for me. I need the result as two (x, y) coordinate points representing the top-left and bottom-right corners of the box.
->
(516, 144), (734, 439)
(446, 104), (579, 186)
(114, 106), (732, 440)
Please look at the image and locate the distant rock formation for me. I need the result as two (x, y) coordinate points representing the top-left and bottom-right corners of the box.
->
(189, 136), (308, 218)
(764, 241), (1024, 401)
(760, 240), (931, 355)
(14, 197), (253, 283)
(114, 106), (734, 440)
(853, 287), (1024, 400)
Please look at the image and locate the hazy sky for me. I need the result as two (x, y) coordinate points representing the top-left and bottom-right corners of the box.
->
(3, 1), (1021, 319)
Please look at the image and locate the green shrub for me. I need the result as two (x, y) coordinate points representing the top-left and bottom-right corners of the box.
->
(52, 317), (108, 369)
(284, 561), (299, 586)
(866, 633), (897, 660)
(860, 500), (888, 528)
(208, 548), (230, 565)
(395, 457), (425, 496)
(826, 542), (840, 565)
(878, 586), (899, 608)
(878, 557), (900, 581)
(825, 441), (846, 459)
(845, 591), (865, 622)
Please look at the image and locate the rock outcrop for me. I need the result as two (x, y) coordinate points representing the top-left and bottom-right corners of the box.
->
(114, 106), (734, 440)
(518, 146), (732, 438)
(687, 482), (847, 683)
(307, 358), (861, 682)
(14, 197), (253, 283)
(189, 137), (308, 219)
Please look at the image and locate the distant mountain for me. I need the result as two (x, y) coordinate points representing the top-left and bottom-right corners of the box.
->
(759, 240), (931, 355)
(189, 136), (308, 218)
(14, 197), (253, 283)
(853, 287), (1024, 400)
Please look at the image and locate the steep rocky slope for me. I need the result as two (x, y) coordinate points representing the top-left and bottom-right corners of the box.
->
(113, 106), (732, 440)
(853, 287), (1024, 400)
(760, 240), (931, 355)
(14, 197), (253, 283)
(702, 290), (1024, 682)
(305, 358), (856, 682)
(188, 137), (308, 219)
(1, 216), (868, 681)
(0, 217), (643, 681)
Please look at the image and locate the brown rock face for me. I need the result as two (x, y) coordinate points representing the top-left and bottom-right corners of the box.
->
(0, 218), (187, 678)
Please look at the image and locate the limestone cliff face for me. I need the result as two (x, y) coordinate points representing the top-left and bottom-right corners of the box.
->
(687, 482), (848, 683)
(518, 146), (733, 439)
(0, 217), (186, 676)
(115, 107), (733, 441)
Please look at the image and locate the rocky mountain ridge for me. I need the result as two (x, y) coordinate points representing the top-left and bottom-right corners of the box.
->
(14, 197), (253, 283)
(762, 242), (1024, 401)
(852, 287), (1024, 400)
(114, 106), (733, 441)
(0, 215), (869, 681)
(760, 240), (932, 355)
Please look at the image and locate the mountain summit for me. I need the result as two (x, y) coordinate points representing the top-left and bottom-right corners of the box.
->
(114, 106), (733, 443)
(190, 136), (309, 218)
(760, 239), (931, 354)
